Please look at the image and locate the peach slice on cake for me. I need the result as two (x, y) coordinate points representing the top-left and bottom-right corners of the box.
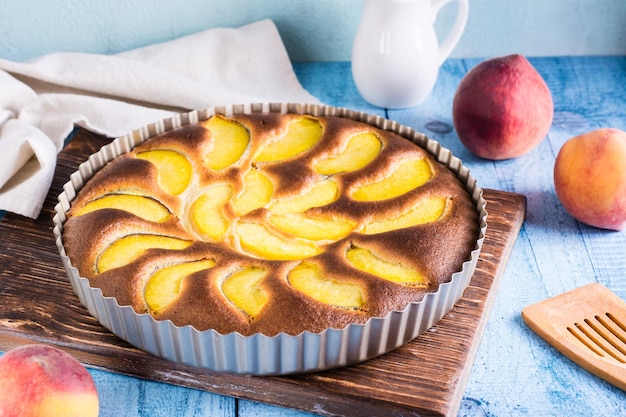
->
(350, 158), (433, 201)
(346, 245), (428, 286)
(312, 132), (382, 175)
(74, 194), (171, 223)
(236, 222), (322, 261)
(287, 262), (364, 309)
(201, 115), (250, 170)
(97, 234), (192, 273)
(254, 116), (323, 162)
(189, 183), (233, 240)
(362, 196), (447, 234)
(269, 212), (356, 241)
(136, 150), (192, 195)
(222, 267), (269, 319)
(268, 178), (339, 214)
(232, 168), (273, 216)
(144, 259), (215, 313)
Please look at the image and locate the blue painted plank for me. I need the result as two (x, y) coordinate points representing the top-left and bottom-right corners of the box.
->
(238, 401), (314, 417)
(293, 61), (385, 116)
(90, 368), (236, 417)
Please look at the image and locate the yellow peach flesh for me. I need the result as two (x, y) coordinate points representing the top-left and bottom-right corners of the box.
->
(269, 212), (355, 241)
(268, 178), (339, 214)
(75, 194), (170, 222)
(254, 116), (322, 162)
(351, 158), (432, 201)
(202, 115), (250, 170)
(288, 262), (364, 309)
(313, 132), (382, 175)
(222, 267), (268, 319)
(232, 168), (273, 216)
(144, 259), (215, 312)
(362, 196), (447, 234)
(189, 183), (233, 240)
(236, 222), (322, 260)
(97, 234), (192, 273)
(346, 246), (427, 286)
(136, 150), (192, 195)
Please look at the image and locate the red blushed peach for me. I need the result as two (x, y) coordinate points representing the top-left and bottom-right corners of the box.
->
(0, 344), (99, 417)
(453, 54), (554, 160)
(554, 128), (626, 231)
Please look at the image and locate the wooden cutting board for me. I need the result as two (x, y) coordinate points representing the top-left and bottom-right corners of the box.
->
(0, 129), (526, 417)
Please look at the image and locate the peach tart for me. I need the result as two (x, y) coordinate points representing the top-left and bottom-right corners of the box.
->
(54, 103), (486, 374)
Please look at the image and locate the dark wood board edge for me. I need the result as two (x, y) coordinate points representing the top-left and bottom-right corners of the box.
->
(0, 129), (527, 417)
(447, 189), (526, 415)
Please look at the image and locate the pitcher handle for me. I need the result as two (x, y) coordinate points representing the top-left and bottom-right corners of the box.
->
(432, 0), (469, 66)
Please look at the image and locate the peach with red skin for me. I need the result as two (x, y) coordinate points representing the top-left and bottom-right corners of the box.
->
(453, 54), (554, 160)
(0, 344), (99, 417)
(554, 128), (626, 231)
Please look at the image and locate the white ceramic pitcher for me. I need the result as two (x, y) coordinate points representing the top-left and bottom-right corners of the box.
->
(351, 0), (469, 108)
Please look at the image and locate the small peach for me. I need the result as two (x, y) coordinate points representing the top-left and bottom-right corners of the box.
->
(453, 54), (554, 160)
(554, 128), (626, 231)
(0, 344), (99, 417)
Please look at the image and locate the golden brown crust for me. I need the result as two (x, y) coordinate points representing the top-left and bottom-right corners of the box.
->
(63, 113), (479, 336)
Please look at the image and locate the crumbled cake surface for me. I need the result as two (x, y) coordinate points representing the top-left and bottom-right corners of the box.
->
(63, 113), (479, 336)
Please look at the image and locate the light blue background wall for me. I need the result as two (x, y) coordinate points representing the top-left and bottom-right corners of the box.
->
(1, 0), (625, 62)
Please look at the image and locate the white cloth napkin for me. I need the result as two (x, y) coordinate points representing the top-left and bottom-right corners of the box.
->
(0, 19), (319, 219)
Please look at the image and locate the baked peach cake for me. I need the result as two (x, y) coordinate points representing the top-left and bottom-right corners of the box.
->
(62, 112), (480, 336)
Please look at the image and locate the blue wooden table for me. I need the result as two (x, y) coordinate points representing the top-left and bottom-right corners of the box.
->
(3, 56), (626, 416)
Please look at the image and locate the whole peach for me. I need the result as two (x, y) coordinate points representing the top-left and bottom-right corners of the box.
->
(0, 344), (99, 417)
(554, 128), (626, 231)
(453, 54), (553, 160)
